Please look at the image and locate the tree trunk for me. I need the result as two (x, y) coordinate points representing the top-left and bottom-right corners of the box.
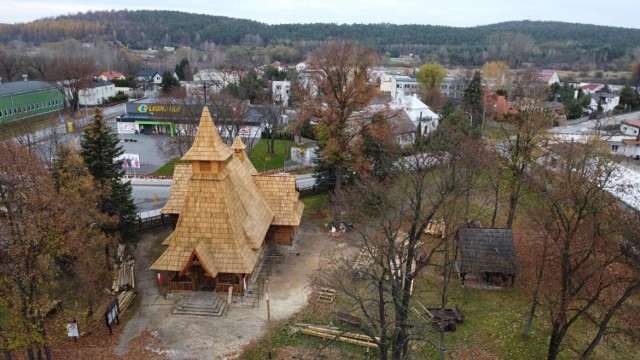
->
(580, 285), (639, 359)
(490, 178), (500, 228)
(547, 323), (565, 360)
(524, 245), (546, 338)
(332, 167), (343, 225)
(523, 298), (538, 338)
(104, 242), (111, 270)
(506, 186), (520, 229)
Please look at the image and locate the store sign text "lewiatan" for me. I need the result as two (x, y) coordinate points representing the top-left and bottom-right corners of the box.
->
(137, 104), (182, 113)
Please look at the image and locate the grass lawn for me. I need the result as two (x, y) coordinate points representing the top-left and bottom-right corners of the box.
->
(248, 139), (295, 171)
(301, 194), (330, 227)
(152, 158), (182, 176)
(151, 139), (296, 175)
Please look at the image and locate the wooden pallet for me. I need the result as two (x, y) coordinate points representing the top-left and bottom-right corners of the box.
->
(317, 287), (336, 303)
(353, 248), (375, 273)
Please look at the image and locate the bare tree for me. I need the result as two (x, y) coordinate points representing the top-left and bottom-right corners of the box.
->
(524, 139), (640, 360)
(0, 46), (24, 82)
(498, 107), (554, 228)
(255, 103), (285, 155)
(297, 40), (379, 225)
(45, 56), (97, 113)
(314, 126), (483, 359)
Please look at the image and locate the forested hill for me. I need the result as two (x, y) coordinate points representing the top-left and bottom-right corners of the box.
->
(1, 10), (639, 66)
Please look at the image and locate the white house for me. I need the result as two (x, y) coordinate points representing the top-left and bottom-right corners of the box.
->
(192, 68), (241, 93)
(136, 69), (177, 91)
(272, 80), (290, 106)
(371, 69), (394, 94)
(588, 92), (620, 114)
(389, 94), (440, 135)
(549, 132), (640, 159)
(621, 119), (640, 137)
(78, 79), (115, 105)
(295, 62), (307, 72)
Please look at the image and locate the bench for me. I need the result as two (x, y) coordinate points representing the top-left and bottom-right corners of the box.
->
(317, 287), (336, 303)
(337, 312), (362, 327)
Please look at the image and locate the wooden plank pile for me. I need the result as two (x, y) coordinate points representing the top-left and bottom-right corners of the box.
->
(336, 311), (361, 327)
(317, 287), (336, 303)
(425, 220), (446, 238)
(117, 290), (136, 315)
(112, 260), (135, 292)
(297, 324), (378, 348)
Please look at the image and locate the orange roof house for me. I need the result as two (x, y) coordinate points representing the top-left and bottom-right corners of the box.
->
(98, 71), (126, 81)
(151, 107), (304, 294)
(483, 90), (515, 118)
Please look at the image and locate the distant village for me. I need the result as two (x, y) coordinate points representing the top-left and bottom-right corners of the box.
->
(1, 37), (640, 360)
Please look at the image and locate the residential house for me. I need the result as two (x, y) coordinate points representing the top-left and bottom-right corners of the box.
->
(137, 69), (178, 91)
(78, 79), (115, 105)
(389, 94), (439, 135)
(538, 69), (560, 85)
(271, 80), (290, 106)
(373, 70), (395, 95)
(98, 71), (126, 82)
(192, 68), (242, 93)
(483, 91), (515, 119)
(271, 61), (285, 72)
(588, 92), (620, 114)
(295, 61), (307, 72)
(621, 119), (640, 137)
(577, 83), (605, 95)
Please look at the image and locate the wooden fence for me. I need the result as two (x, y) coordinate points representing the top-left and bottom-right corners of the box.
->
(136, 213), (173, 231)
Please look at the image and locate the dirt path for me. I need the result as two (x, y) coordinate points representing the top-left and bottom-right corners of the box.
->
(114, 223), (331, 359)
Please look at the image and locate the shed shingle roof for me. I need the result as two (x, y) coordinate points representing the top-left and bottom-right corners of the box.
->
(457, 228), (516, 275)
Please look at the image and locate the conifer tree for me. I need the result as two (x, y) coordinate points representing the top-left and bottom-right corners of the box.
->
(462, 70), (484, 127)
(81, 109), (138, 242)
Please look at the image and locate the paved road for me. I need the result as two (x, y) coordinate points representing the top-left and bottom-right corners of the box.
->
(549, 111), (640, 134)
(130, 184), (170, 213)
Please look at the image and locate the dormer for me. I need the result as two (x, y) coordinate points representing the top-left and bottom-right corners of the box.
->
(231, 136), (247, 162)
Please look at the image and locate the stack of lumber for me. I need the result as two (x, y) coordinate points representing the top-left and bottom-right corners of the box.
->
(425, 220), (446, 237)
(117, 290), (136, 315)
(116, 244), (126, 262)
(297, 324), (378, 348)
(112, 260), (135, 292)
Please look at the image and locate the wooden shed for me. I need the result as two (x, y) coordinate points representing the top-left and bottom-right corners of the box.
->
(455, 228), (516, 286)
(151, 107), (304, 294)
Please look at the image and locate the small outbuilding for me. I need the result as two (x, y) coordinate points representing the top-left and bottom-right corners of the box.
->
(455, 228), (516, 286)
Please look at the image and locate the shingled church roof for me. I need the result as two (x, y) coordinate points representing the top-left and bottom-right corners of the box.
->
(152, 107), (304, 277)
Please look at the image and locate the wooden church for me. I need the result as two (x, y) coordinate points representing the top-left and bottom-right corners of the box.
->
(150, 107), (304, 294)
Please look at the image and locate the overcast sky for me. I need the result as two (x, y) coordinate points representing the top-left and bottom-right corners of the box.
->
(4, 0), (639, 29)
